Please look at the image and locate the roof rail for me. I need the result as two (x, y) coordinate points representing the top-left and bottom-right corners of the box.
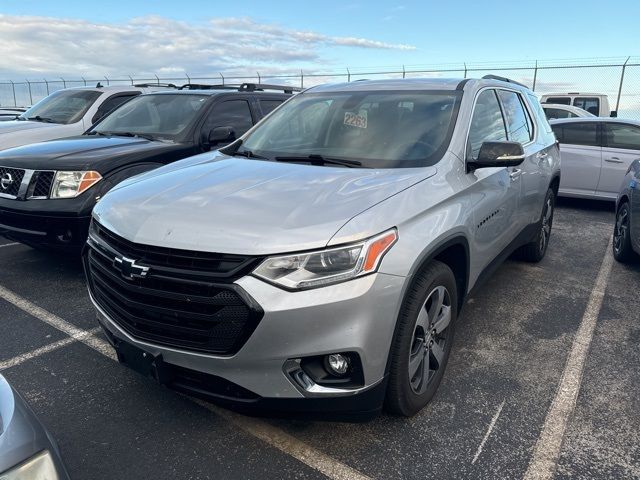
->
(134, 82), (178, 88)
(239, 83), (301, 94)
(177, 83), (301, 94)
(481, 75), (528, 89)
(178, 83), (238, 90)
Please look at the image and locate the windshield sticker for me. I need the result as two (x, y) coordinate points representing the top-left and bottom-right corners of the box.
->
(344, 111), (367, 129)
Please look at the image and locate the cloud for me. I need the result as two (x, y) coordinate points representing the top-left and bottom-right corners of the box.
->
(0, 14), (415, 79)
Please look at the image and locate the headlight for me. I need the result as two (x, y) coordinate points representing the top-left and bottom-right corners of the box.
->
(253, 229), (397, 290)
(0, 450), (59, 480)
(50, 171), (102, 198)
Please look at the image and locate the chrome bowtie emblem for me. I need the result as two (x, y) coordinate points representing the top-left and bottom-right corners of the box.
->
(113, 256), (150, 280)
(0, 172), (13, 190)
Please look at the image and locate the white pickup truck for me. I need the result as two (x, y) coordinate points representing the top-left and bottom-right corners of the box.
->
(0, 85), (158, 151)
(540, 92), (613, 117)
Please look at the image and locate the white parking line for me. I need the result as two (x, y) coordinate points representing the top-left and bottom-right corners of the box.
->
(472, 400), (505, 464)
(0, 285), (116, 360)
(0, 284), (371, 480)
(0, 242), (19, 248)
(0, 327), (101, 371)
(523, 238), (614, 480)
(196, 399), (371, 480)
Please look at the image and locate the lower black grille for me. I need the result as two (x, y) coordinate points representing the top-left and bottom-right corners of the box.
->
(30, 171), (55, 198)
(85, 223), (263, 355)
(0, 166), (25, 197)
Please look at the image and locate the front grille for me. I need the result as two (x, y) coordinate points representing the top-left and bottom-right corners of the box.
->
(85, 222), (263, 355)
(0, 167), (25, 197)
(29, 171), (55, 198)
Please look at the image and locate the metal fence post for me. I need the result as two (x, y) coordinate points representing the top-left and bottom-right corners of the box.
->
(60, 77), (66, 88)
(104, 76), (110, 86)
(81, 77), (86, 86)
(402, 65), (406, 79)
(186, 73), (191, 84)
(44, 79), (49, 95)
(532, 61), (538, 92)
(615, 56), (630, 114)
(10, 80), (16, 107)
(463, 63), (467, 79)
(26, 80), (33, 105)
(257, 72), (261, 84)
(347, 68), (351, 82)
(128, 75), (133, 86)
(300, 70), (304, 89)
(219, 73), (225, 86)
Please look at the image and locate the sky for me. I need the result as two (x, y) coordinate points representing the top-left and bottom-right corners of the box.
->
(1, 0), (640, 80)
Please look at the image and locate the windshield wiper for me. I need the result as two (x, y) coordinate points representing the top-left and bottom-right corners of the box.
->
(233, 149), (269, 160)
(275, 154), (362, 168)
(96, 131), (156, 141)
(27, 115), (56, 123)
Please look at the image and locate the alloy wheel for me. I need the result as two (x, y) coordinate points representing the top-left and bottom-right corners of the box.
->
(539, 197), (553, 253)
(408, 285), (452, 394)
(614, 207), (629, 254)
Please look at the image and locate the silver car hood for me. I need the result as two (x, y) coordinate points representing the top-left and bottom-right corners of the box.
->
(0, 120), (55, 135)
(94, 154), (436, 255)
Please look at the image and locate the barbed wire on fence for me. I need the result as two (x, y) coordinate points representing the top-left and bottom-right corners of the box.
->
(2, 56), (640, 119)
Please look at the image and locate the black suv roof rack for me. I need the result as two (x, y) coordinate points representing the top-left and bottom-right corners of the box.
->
(482, 75), (528, 89)
(178, 83), (301, 94)
(134, 82), (178, 88)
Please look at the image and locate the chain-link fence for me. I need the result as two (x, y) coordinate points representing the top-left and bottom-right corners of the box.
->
(2, 56), (640, 119)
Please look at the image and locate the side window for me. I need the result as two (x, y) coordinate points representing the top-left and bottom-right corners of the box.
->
(573, 97), (599, 116)
(203, 100), (254, 137)
(259, 99), (284, 116)
(604, 123), (640, 150)
(556, 122), (598, 146)
(545, 107), (571, 120)
(468, 89), (507, 159)
(497, 90), (533, 144)
(92, 94), (138, 124)
(528, 94), (553, 134)
(546, 97), (571, 105)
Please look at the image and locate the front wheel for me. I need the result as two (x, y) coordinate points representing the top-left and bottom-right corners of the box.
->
(517, 188), (555, 262)
(613, 202), (637, 263)
(385, 261), (458, 417)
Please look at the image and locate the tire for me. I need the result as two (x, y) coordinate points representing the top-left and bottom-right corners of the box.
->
(385, 260), (458, 417)
(613, 202), (637, 263)
(517, 188), (555, 263)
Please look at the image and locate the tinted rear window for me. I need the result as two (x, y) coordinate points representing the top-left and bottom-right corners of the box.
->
(552, 122), (598, 146)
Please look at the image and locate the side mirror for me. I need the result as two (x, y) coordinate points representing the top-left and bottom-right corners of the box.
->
(207, 126), (236, 146)
(610, 111), (618, 118)
(468, 141), (525, 171)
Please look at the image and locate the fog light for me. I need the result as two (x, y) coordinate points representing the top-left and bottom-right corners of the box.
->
(326, 353), (349, 376)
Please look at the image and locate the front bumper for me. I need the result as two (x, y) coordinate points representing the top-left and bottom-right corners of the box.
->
(0, 204), (90, 250)
(91, 272), (405, 415)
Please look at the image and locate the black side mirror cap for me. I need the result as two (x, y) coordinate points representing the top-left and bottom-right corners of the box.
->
(207, 126), (236, 146)
(467, 141), (525, 172)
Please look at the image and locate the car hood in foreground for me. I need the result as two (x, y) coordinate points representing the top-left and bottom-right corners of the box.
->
(0, 120), (56, 135)
(94, 153), (435, 255)
(0, 136), (186, 172)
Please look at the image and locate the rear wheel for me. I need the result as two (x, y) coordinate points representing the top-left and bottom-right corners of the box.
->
(517, 188), (554, 262)
(385, 261), (458, 417)
(613, 202), (637, 263)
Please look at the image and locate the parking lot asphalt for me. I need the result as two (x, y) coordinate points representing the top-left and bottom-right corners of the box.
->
(0, 198), (638, 480)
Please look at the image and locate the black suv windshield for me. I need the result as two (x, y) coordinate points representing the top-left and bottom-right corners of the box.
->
(92, 93), (209, 140)
(239, 90), (461, 168)
(19, 89), (102, 125)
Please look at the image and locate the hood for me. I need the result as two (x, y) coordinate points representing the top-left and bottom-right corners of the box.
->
(0, 136), (184, 172)
(0, 120), (56, 136)
(94, 153), (436, 255)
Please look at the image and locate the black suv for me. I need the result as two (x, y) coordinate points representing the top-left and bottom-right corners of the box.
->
(0, 83), (296, 251)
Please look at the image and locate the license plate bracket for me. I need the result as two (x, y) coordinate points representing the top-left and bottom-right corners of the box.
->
(115, 340), (171, 384)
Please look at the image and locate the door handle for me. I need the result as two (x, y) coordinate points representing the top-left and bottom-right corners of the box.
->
(536, 152), (549, 159)
(605, 157), (624, 164)
(509, 169), (522, 181)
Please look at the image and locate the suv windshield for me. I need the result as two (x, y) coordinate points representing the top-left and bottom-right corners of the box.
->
(238, 90), (461, 168)
(92, 93), (209, 140)
(19, 89), (102, 125)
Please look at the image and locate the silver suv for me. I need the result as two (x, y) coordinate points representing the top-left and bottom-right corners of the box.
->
(84, 76), (560, 417)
